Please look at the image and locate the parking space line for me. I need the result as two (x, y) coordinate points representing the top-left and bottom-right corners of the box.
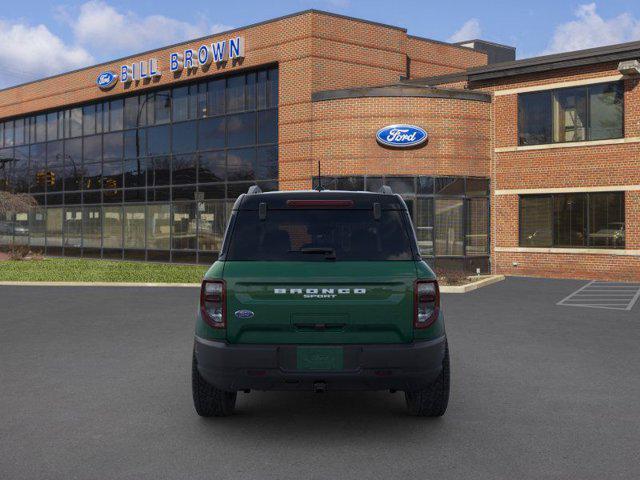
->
(557, 281), (640, 311)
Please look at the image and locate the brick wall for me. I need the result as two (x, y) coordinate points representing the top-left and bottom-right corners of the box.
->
(480, 63), (640, 281)
(301, 95), (491, 191)
(0, 10), (488, 194)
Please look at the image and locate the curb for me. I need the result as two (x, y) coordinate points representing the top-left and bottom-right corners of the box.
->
(0, 281), (200, 288)
(439, 275), (505, 293)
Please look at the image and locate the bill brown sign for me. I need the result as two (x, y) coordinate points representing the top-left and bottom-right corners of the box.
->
(96, 36), (245, 89)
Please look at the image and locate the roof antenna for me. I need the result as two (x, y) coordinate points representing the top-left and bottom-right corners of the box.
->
(316, 160), (324, 191)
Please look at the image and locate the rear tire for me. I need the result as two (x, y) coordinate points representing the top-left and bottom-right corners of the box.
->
(192, 354), (237, 417)
(405, 342), (450, 417)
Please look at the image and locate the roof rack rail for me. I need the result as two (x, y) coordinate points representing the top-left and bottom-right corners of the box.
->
(247, 185), (262, 195)
(378, 185), (393, 195)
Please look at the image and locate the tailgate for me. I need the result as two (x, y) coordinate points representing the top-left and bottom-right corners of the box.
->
(223, 261), (417, 344)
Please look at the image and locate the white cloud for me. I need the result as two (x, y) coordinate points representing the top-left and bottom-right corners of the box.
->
(0, 20), (93, 88)
(448, 19), (481, 43)
(0, 1), (234, 88)
(542, 3), (640, 54)
(67, 1), (232, 57)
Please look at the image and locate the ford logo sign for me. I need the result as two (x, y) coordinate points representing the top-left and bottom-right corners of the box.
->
(376, 124), (428, 148)
(234, 310), (255, 319)
(96, 71), (118, 90)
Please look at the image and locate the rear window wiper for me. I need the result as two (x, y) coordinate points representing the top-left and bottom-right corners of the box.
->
(295, 247), (337, 260)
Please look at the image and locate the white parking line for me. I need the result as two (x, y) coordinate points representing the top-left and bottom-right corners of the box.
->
(557, 280), (640, 311)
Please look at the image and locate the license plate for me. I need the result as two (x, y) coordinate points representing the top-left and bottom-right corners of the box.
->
(296, 346), (343, 371)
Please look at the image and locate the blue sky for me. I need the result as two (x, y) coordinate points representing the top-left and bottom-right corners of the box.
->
(1, 0), (640, 88)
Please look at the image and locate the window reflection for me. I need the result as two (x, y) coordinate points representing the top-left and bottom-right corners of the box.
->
(1, 67), (278, 262)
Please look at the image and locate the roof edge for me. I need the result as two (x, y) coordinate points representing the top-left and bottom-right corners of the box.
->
(312, 84), (490, 102)
(467, 39), (640, 81)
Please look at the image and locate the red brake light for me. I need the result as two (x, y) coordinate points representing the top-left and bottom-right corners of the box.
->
(200, 280), (226, 328)
(414, 280), (440, 329)
(286, 199), (354, 208)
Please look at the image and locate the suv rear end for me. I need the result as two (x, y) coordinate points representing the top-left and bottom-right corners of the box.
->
(192, 187), (449, 416)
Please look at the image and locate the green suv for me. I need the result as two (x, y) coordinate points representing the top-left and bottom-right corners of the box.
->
(192, 186), (449, 417)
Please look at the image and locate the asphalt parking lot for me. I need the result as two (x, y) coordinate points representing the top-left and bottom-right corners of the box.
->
(1, 277), (639, 480)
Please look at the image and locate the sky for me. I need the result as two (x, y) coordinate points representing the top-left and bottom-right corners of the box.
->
(1, 0), (640, 88)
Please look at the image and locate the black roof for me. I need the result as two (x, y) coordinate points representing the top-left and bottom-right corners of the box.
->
(236, 190), (407, 210)
(466, 39), (640, 81)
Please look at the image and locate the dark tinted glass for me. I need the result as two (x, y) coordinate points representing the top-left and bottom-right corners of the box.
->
(172, 121), (197, 153)
(435, 177), (464, 195)
(256, 146), (278, 180)
(417, 176), (434, 194)
(257, 109), (277, 144)
(554, 193), (586, 247)
(589, 83), (623, 141)
(146, 156), (171, 186)
(518, 91), (552, 145)
(553, 87), (587, 142)
(83, 162), (101, 191)
(123, 96), (139, 129)
(227, 112), (255, 147)
(172, 154), (197, 185)
(226, 75), (245, 113)
(227, 148), (256, 181)
(109, 99), (124, 131)
(103, 132), (123, 160)
(588, 192), (624, 248)
(520, 195), (553, 247)
(147, 125), (170, 155)
(123, 158), (145, 187)
(83, 134), (101, 163)
(198, 151), (225, 183)
(466, 178), (489, 196)
(102, 160), (123, 190)
(386, 177), (414, 194)
(198, 117), (225, 150)
(227, 209), (414, 261)
(207, 79), (225, 116)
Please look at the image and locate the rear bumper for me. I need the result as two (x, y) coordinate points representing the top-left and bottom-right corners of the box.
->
(194, 335), (447, 392)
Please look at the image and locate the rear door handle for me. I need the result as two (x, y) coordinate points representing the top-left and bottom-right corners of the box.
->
(294, 323), (346, 331)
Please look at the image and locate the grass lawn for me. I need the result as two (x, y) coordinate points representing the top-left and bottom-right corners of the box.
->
(0, 258), (208, 283)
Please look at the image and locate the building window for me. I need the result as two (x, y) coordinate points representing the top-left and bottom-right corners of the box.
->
(518, 82), (623, 145)
(312, 175), (490, 261)
(519, 192), (625, 248)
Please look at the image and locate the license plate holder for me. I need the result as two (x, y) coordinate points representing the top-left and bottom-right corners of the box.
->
(296, 346), (344, 371)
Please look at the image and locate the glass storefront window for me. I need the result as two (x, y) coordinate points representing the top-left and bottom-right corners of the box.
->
(415, 198), (434, 256)
(29, 207), (46, 247)
(83, 206), (102, 248)
(64, 206), (83, 248)
(435, 199), (464, 256)
(146, 204), (170, 250)
(466, 198), (489, 255)
(172, 202), (197, 250)
(6, 67), (278, 263)
(103, 206), (123, 249)
(197, 200), (226, 253)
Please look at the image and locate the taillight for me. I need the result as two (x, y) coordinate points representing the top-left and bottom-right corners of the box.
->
(414, 280), (440, 329)
(200, 280), (226, 328)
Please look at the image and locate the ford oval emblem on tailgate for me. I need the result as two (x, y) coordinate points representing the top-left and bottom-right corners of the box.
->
(235, 310), (255, 319)
(376, 124), (428, 148)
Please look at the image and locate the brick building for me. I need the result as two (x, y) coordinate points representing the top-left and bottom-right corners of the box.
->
(0, 10), (638, 281)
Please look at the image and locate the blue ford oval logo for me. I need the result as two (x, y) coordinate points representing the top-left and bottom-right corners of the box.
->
(96, 71), (118, 90)
(234, 310), (255, 319)
(376, 124), (428, 148)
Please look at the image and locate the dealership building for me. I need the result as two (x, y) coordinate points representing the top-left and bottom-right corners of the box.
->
(0, 10), (639, 280)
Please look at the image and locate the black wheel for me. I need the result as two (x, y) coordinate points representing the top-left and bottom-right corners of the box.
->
(192, 354), (237, 417)
(405, 342), (450, 417)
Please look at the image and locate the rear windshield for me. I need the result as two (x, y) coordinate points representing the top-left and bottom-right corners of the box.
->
(225, 209), (415, 261)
